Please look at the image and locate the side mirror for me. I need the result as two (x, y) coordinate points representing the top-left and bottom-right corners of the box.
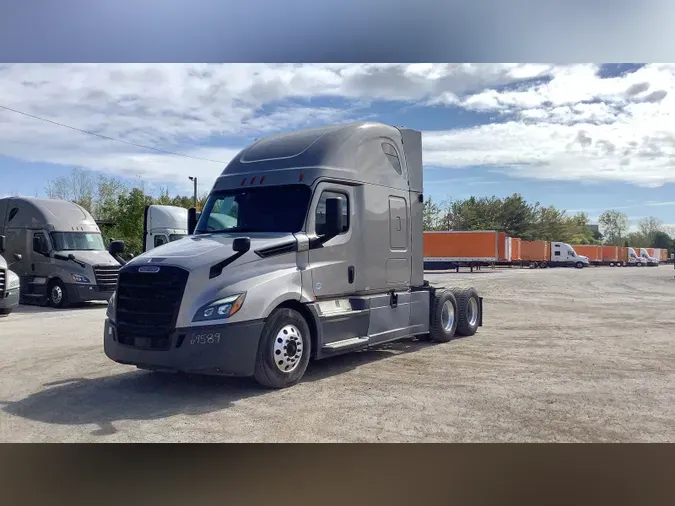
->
(323, 197), (343, 239)
(33, 236), (48, 256)
(188, 207), (198, 235)
(232, 237), (251, 253)
(108, 240), (125, 256)
(13, 253), (22, 261)
(0, 235), (5, 253)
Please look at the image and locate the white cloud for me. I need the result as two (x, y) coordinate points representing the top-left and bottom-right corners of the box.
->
(0, 63), (550, 190)
(1, 63), (675, 191)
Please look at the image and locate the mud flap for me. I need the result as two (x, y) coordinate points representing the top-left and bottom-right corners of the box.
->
(478, 296), (484, 327)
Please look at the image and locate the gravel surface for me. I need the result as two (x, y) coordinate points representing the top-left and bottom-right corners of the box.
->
(1, 265), (673, 442)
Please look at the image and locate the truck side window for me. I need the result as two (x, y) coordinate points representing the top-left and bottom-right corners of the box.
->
(32, 232), (49, 254)
(8, 208), (18, 222)
(315, 191), (349, 235)
(154, 235), (168, 248)
(554, 251), (560, 256)
(381, 142), (402, 175)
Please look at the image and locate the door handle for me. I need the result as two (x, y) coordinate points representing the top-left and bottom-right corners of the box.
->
(396, 216), (401, 231)
(348, 266), (355, 284)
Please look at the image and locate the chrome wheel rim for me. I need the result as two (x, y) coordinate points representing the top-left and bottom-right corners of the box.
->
(273, 324), (303, 373)
(441, 300), (455, 332)
(467, 297), (479, 327)
(51, 285), (63, 305)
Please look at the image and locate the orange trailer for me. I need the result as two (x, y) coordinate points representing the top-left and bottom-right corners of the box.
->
(520, 240), (548, 261)
(571, 245), (602, 263)
(511, 237), (522, 262)
(601, 246), (622, 265)
(423, 231), (510, 269)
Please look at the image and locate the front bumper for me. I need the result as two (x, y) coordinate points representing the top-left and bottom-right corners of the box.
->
(0, 288), (19, 310)
(66, 283), (115, 303)
(103, 318), (265, 377)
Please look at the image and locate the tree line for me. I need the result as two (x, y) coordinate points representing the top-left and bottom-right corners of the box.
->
(32, 169), (675, 257)
(424, 194), (675, 252)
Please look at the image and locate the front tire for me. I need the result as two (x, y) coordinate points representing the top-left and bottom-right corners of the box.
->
(253, 308), (312, 389)
(0, 308), (12, 316)
(575, 261), (584, 269)
(47, 279), (68, 308)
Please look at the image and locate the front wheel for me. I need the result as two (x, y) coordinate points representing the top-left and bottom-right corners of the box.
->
(0, 308), (12, 316)
(253, 308), (312, 389)
(575, 261), (584, 269)
(47, 279), (69, 308)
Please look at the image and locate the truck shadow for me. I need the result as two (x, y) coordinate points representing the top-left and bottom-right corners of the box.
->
(14, 302), (107, 314)
(0, 338), (436, 438)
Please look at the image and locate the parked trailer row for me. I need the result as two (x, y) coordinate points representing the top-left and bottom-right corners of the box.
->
(571, 245), (662, 267)
(423, 232), (590, 270)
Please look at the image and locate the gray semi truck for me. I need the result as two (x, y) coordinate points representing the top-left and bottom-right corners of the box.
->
(0, 197), (122, 308)
(104, 122), (484, 388)
(0, 235), (20, 315)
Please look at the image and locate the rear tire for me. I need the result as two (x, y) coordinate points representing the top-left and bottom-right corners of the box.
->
(253, 308), (312, 389)
(429, 290), (458, 343)
(539, 262), (548, 268)
(47, 279), (69, 308)
(0, 308), (12, 316)
(454, 287), (481, 337)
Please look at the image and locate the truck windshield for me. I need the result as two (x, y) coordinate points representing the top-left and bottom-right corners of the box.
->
(196, 185), (312, 234)
(50, 232), (106, 251)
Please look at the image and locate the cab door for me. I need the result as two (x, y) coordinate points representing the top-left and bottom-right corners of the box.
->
(307, 183), (356, 299)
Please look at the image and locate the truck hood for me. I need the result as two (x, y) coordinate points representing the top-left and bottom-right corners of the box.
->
(55, 250), (121, 267)
(126, 233), (296, 271)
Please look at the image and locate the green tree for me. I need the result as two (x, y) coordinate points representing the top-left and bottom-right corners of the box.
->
(498, 193), (536, 239)
(598, 210), (630, 246)
(652, 230), (672, 250)
(638, 216), (663, 246)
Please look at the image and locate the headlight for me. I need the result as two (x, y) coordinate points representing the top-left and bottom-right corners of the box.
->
(71, 273), (91, 284)
(7, 270), (20, 290)
(192, 293), (246, 322)
(106, 291), (117, 321)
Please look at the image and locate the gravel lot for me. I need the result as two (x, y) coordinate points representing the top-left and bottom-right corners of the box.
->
(1, 265), (673, 442)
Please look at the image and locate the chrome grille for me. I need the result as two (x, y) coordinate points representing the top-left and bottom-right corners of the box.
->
(93, 265), (120, 292)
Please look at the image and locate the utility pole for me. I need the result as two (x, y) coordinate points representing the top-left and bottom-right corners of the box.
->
(188, 176), (197, 208)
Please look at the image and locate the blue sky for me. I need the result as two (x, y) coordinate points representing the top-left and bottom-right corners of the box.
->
(1, 63), (675, 229)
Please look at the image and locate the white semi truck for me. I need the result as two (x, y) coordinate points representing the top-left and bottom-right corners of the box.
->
(0, 235), (20, 315)
(142, 205), (189, 252)
(104, 121), (485, 389)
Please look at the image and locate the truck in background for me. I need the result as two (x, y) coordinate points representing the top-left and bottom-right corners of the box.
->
(142, 205), (189, 253)
(104, 121), (484, 389)
(520, 240), (589, 268)
(620, 246), (644, 266)
(637, 247), (659, 266)
(0, 235), (20, 316)
(0, 197), (122, 308)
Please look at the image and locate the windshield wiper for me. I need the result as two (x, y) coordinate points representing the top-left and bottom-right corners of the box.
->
(54, 252), (86, 268)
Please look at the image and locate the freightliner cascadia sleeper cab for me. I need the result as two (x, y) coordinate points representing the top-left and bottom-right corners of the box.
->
(104, 122), (484, 388)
